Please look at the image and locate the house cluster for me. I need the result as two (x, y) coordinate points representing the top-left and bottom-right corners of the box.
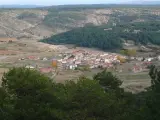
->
(57, 50), (126, 70)
(131, 62), (152, 73)
(19, 49), (160, 74)
(19, 56), (48, 61)
(131, 56), (160, 62)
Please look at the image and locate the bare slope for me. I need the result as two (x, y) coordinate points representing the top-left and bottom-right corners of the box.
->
(0, 8), (112, 39)
(0, 9), (52, 39)
(0, 5), (160, 40)
(43, 9), (111, 33)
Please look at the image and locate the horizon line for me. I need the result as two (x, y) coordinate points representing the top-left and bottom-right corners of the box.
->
(0, 3), (160, 7)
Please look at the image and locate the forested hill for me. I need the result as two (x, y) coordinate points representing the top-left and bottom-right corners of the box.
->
(41, 21), (160, 50)
(41, 24), (122, 50)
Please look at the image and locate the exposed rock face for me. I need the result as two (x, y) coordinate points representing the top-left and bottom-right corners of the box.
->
(0, 9), (112, 39)
(0, 10), (51, 39)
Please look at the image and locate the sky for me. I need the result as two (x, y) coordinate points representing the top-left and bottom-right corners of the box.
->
(0, 0), (159, 5)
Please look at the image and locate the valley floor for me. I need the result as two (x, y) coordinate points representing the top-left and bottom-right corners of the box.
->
(0, 38), (155, 93)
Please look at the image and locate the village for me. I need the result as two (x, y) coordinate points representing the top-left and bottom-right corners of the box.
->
(16, 48), (159, 74)
(0, 37), (159, 92)
(0, 37), (159, 76)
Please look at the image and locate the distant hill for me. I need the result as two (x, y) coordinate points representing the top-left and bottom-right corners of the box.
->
(0, 5), (44, 8)
(126, 1), (160, 5)
(0, 4), (160, 41)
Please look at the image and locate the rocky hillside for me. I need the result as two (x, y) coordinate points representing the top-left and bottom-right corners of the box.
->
(43, 9), (111, 32)
(0, 9), (52, 39)
(0, 7), (112, 39)
(0, 5), (160, 39)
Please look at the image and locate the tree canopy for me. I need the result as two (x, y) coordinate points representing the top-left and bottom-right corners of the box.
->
(0, 67), (160, 120)
(41, 21), (160, 50)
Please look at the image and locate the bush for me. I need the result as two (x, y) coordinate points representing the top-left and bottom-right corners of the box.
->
(2, 67), (60, 120)
(1, 67), (160, 120)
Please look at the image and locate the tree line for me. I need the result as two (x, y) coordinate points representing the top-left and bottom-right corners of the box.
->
(41, 21), (160, 50)
(0, 66), (160, 120)
(46, 5), (160, 12)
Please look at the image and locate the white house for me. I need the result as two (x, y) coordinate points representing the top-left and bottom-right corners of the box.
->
(42, 57), (48, 61)
(25, 65), (35, 69)
(69, 64), (77, 70)
(145, 58), (154, 62)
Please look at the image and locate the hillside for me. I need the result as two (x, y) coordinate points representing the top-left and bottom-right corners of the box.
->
(0, 4), (160, 41)
(41, 21), (160, 50)
(127, 1), (160, 5)
(0, 7), (112, 39)
(43, 8), (111, 33)
(0, 9), (53, 39)
(39, 5), (160, 50)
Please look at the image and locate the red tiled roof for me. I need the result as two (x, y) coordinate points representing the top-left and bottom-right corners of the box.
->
(40, 67), (52, 73)
(27, 56), (38, 60)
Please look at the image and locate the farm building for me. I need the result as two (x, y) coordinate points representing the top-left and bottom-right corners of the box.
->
(0, 38), (17, 42)
(27, 56), (39, 60)
(39, 67), (53, 73)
